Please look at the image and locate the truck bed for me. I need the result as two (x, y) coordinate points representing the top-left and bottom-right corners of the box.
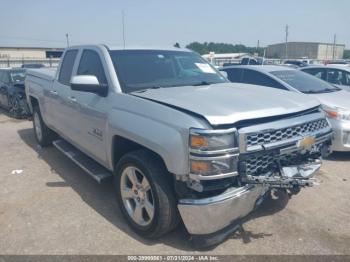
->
(26, 68), (56, 81)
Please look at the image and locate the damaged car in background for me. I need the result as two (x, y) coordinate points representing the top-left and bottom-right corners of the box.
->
(25, 45), (333, 248)
(0, 68), (30, 118)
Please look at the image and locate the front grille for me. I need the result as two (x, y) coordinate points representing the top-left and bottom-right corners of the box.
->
(242, 153), (299, 176)
(246, 118), (329, 148)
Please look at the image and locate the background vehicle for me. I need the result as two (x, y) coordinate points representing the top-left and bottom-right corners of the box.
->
(0, 68), (30, 118)
(301, 65), (350, 91)
(283, 60), (308, 67)
(25, 45), (332, 247)
(21, 63), (45, 69)
(220, 65), (349, 151)
(325, 60), (350, 67)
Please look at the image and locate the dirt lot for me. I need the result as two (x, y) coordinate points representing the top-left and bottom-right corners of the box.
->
(0, 110), (349, 255)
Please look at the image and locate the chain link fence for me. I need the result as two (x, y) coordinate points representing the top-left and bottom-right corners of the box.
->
(0, 58), (60, 68)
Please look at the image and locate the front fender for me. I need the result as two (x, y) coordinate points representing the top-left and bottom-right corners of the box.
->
(107, 109), (189, 175)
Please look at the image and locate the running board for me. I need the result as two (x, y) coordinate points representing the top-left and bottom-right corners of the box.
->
(53, 139), (113, 183)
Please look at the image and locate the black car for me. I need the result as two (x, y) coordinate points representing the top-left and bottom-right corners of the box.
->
(283, 60), (308, 67)
(21, 63), (45, 69)
(0, 68), (30, 118)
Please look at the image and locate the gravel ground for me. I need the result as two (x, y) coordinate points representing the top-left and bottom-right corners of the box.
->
(0, 110), (349, 255)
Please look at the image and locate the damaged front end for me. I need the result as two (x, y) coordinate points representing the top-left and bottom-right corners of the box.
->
(176, 109), (333, 247)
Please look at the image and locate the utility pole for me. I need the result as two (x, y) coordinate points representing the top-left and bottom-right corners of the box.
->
(65, 33), (70, 47)
(257, 40), (260, 54)
(122, 10), (126, 48)
(285, 25), (289, 59)
(332, 34), (336, 60)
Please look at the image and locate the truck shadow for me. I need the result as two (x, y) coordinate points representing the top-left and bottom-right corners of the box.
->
(325, 151), (350, 162)
(17, 127), (289, 251)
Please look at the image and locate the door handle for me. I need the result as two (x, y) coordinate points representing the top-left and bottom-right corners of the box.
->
(49, 90), (58, 95)
(68, 96), (77, 103)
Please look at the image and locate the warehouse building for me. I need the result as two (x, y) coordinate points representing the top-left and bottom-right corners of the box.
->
(266, 42), (345, 60)
(0, 46), (64, 59)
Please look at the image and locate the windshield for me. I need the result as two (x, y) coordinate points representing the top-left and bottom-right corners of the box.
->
(271, 70), (341, 94)
(109, 50), (227, 93)
(10, 70), (26, 83)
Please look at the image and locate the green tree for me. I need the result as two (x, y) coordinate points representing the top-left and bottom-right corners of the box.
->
(343, 50), (350, 59)
(186, 42), (264, 56)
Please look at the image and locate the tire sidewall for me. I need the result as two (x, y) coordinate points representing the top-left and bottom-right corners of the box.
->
(115, 154), (161, 235)
(33, 108), (43, 144)
(10, 96), (20, 118)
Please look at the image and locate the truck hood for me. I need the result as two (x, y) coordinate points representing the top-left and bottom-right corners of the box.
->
(132, 83), (320, 125)
(310, 90), (350, 110)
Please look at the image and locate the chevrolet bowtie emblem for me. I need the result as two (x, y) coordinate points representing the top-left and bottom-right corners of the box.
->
(297, 136), (316, 150)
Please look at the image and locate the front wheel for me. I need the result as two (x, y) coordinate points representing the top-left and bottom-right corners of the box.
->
(9, 95), (22, 119)
(115, 150), (179, 239)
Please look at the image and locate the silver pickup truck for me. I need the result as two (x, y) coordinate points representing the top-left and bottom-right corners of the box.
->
(25, 45), (333, 247)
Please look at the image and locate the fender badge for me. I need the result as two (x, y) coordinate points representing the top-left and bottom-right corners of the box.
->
(297, 136), (316, 150)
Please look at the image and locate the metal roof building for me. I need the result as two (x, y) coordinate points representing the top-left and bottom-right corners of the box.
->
(0, 46), (64, 59)
(266, 42), (345, 60)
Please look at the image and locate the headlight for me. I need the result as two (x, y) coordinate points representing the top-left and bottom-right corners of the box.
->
(322, 105), (350, 121)
(189, 128), (237, 153)
(189, 128), (239, 180)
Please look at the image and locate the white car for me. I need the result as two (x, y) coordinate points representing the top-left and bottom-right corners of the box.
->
(301, 65), (350, 92)
(220, 65), (350, 152)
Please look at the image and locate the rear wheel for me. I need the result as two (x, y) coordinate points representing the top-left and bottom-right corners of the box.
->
(115, 150), (179, 238)
(33, 106), (56, 147)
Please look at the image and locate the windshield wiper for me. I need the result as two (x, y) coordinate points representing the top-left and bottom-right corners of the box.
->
(304, 88), (339, 94)
(192, 81), (211, 86)
(131, 86), (163, 93)
(322, 88), (340, 93)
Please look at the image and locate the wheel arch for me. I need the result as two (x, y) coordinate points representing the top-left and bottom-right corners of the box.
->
(111, 135), (170, 176)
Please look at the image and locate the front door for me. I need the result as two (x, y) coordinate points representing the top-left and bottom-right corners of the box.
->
(68, 49), (109, 165)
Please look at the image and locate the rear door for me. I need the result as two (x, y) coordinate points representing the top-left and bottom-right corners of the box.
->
(68, 48), (109, 165)
(46, 49), (78, 137)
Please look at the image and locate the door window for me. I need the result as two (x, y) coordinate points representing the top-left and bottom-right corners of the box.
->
(327, 69), (345, 85)
(241, 69), (287, 90)
(344, 71), (350, 86)
(302, 68), (327, 81)
(77, 50), (107, 85)
(58, 50), (78, 86)
(222, 68), (243, 83)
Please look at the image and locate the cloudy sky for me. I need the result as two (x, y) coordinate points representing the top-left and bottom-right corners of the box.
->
(1, 0), (349, 48)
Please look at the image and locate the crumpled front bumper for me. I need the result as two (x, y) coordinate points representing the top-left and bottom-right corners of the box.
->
(178, 157), (323, 238)
(178, 184), (268, 236)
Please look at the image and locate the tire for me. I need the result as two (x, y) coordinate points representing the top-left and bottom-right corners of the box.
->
(33, 106), (56, 147)
(9, 95), (22, 119)
(115, 149), (179, 239)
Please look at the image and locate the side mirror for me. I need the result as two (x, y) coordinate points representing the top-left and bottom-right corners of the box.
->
(70, 75), (107, 96)
(220, 70), (228, 78)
